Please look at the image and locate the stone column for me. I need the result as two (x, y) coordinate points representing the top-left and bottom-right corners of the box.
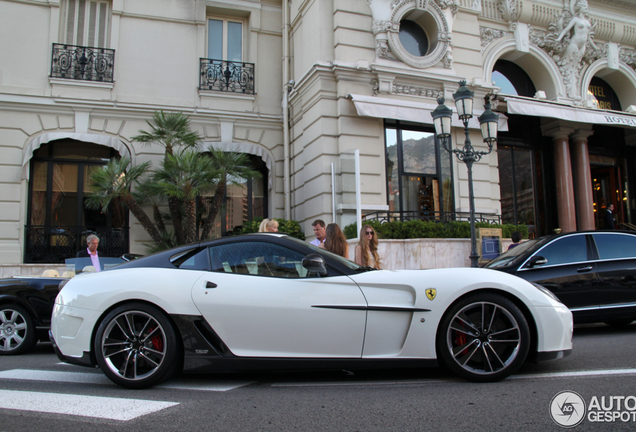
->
(570, 127), (595, 231)
(543, 122), (577, 233)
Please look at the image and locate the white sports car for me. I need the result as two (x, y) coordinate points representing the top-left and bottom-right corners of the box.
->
(50, 233), (573, 389)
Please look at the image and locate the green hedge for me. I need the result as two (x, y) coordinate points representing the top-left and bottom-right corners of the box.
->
(234, 218), (306, 240)
(344, 220), (527, 240)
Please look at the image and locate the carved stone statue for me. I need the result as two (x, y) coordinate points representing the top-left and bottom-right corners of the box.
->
(556, 0), (597, 62)
(555, 0), (597, 100)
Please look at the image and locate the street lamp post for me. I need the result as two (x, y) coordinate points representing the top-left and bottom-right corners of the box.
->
(431, 80), (499, 268)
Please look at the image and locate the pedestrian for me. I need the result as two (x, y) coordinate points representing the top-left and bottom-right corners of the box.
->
(310, 219), (326, 246)
(319, 223), (349, 258)
(258, 218), (279, 232)
(508, 231), (522, 250)
(604, 204), (615, 229)
(76, 233), (101, 272)
(355, 224), (382, 268)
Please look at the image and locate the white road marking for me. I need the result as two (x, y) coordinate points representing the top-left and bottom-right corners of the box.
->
(0, 369), (110, 385)
(510, 368), (636, 380)
(271, 368), (636, 387)
(0, 369), (253, 391)
(0, 389), (178, 421)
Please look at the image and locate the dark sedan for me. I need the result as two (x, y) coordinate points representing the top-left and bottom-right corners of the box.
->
(483, 230), (636, 326)
(0, 256), (135, 355)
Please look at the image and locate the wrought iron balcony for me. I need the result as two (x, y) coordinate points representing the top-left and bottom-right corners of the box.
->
(50, 43), (115, 83)
(199, 58), (255, 94)
(25, 225), (129, 263)
(362, 211), (502, 225)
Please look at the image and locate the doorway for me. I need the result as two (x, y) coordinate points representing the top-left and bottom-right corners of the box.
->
(591, 163), (622, 229)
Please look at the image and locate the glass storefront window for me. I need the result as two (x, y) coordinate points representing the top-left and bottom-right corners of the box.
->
(385, 123), (453, 219)
(498, 146), (536, 227)
(385, 129), (400, 212)
(402, 131), (436, 175)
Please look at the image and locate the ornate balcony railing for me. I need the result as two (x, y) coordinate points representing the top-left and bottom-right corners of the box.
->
(199, 58), (255, 94)
(50, 43), (115, 83)
(362, 211), (502, 225)
(24, 226), (129, 263)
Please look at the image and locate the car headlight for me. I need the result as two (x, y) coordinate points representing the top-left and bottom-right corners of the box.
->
(531, 282), (561, 303)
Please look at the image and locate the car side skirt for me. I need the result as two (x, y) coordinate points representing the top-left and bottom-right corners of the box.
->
(182, 357), (439, 374)
(170, 314), (440, 373)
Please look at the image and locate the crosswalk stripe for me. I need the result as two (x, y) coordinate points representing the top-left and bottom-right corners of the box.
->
(0, 369), (253, 391)
(0, 369), (110, 385)
(0, 389), (178, 421)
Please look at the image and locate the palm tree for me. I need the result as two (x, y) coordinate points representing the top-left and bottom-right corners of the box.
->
(131, 110), (201, 244)
(198, 147), (262, 241)
(153, 150), (217, 244)
(132, 110), (201, 156)
(87, 111), (264, 251)
(85, 158), (165, 247)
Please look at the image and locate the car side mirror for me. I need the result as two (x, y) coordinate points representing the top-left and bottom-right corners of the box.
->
(302, 253), (328, 277)
(527, 255), (548, 268)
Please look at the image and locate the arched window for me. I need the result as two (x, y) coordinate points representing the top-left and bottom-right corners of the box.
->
(587, 77), (622, 111)
(492, 60), (536, 97)
(199, 153), (268, 237)
(25, 139), (127, 262)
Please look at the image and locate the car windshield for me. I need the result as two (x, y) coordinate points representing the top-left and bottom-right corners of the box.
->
(64, 257), (127, 274)
(283, 236), (364, 270)
(483, 238), (544, 268)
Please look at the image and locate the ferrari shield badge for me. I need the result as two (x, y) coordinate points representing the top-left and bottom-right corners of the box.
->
(426, 288), (436, 301)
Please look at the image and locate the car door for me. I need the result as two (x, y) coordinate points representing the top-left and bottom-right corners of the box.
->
(592, 232), (636, 318)
(515, 233), (598, 311)
(190, 240), (368, 358)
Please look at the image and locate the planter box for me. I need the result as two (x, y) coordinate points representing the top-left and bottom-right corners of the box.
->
(349, 238), (515, 269)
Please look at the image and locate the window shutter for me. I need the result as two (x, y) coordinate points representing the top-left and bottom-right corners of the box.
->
(63, 0), (110, 48)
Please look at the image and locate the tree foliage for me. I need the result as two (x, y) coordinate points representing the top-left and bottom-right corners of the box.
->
(86, 111), (262, 251)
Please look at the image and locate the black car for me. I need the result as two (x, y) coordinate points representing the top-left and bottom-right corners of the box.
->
(483, 230), (636, 326)
(0, 256), (136, 355)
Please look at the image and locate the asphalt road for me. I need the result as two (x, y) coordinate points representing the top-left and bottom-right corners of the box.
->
(1, 323), (635, 431)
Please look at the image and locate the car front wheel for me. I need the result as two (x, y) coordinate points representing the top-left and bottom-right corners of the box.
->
(437, 293), (530, 382)
(0, 304), (37, 355)
(94, 303), (181, 389)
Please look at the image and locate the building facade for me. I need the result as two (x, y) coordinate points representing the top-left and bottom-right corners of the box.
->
(2, 0), (636, 267)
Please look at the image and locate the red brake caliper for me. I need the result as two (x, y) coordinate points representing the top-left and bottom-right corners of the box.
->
(148, 327), (163, 351)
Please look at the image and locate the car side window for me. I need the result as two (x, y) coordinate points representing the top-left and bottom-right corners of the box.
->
(534, 235), (587, 267)
(208, 242), (309, 278)
(593, 233), (636, 260)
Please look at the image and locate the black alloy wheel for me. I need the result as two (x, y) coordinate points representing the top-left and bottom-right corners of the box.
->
(94, 302), (181, 389)
(436, 293), (531, 382)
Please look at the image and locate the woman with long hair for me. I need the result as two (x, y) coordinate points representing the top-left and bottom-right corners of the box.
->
(319, 223), (349, 258)
(355, 224), (381, 268)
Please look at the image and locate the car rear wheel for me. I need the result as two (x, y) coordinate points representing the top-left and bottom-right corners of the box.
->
(437, 293), (530, 382)
(94, 303), (181, 389)
(0, 304), (37, 355)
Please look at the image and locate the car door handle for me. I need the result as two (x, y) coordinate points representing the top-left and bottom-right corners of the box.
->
(206, 282), (218, 289)
(577, 266), (593, 273)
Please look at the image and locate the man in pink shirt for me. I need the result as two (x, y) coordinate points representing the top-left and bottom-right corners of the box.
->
(76, 234), (101, 272)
